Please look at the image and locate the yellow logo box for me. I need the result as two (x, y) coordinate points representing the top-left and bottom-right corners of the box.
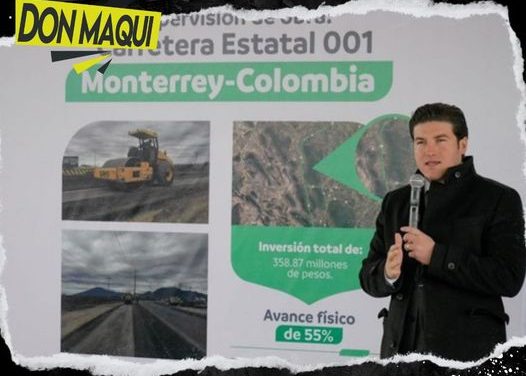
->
(15, 0), (161, 49)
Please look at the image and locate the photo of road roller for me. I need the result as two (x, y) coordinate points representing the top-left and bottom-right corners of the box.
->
(62, 121), (209, 223)
(93, 129), (175, 190)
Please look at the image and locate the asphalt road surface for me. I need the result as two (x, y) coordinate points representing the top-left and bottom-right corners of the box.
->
(62, 302), (206, 359)
(62, 176), (209, 222)
(62, 177), (208, 203)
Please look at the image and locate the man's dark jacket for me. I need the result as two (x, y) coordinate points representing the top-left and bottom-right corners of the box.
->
(359, 157), (526, 361)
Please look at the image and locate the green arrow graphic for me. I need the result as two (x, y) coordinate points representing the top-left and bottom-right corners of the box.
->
(313, 114), (409, 202)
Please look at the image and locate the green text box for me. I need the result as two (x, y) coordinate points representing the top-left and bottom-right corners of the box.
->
(66, 61), (392, 102)
(231, 226), (373, 304)
(276, 325), (343, 344)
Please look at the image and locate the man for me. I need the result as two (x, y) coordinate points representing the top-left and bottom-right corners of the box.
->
(359, 103), (526, 361)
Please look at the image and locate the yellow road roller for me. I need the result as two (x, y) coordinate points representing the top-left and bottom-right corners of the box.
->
(93, 129), (175, 189)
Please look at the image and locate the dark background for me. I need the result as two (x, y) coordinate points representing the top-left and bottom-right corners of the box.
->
(1, 0), (525, 375)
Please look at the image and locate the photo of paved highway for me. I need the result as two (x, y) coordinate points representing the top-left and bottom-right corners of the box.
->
(62, 121), (209, 223)
(61, 230), (207, 359)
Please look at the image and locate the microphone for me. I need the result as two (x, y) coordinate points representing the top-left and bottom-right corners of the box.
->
(409, 174), (425, 228)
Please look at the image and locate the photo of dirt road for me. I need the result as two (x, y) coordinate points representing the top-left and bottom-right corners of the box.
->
(61, 230), (207, 360)
(62, 121), (209, 223)
(232, 119), (414, 228)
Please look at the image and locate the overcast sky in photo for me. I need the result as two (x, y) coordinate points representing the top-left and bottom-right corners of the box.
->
(62, 230), (208, 295)
(63, 121), (210, 166)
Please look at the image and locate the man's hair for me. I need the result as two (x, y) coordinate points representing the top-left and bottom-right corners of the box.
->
(408, 103), (468, 141)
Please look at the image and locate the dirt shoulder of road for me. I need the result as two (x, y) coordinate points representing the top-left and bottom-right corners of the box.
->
(61, 302), (122, 339)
